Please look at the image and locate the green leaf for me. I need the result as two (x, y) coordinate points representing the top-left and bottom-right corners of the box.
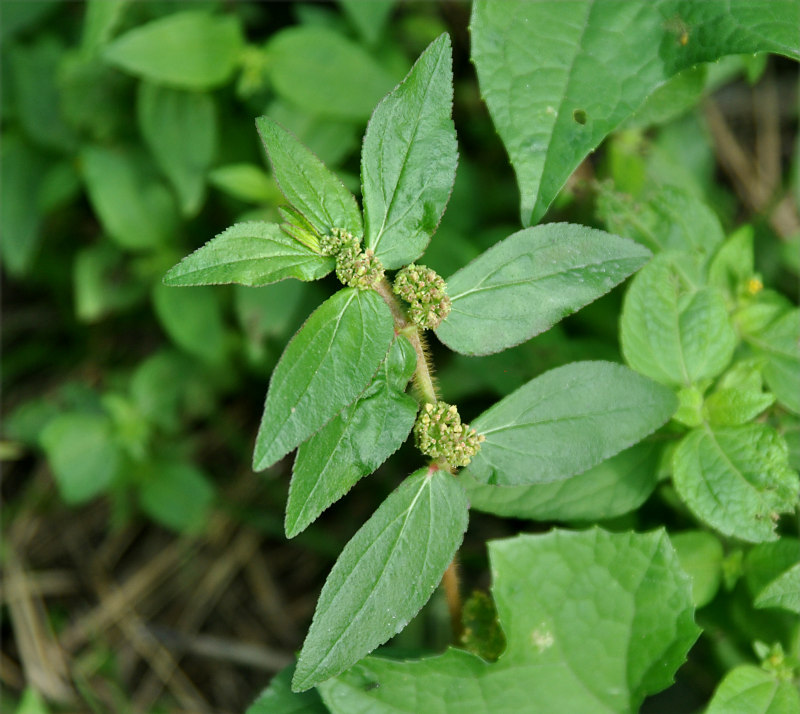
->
(137, 82), (217, 216)
(81, 0), (127, 56)
(0, 135), (47, 276)
(672, 425), (799, 543)
(208, 164), (280, 204)
(705, 665), (800, 714)
(755, 564), (800, 614)
(80, 145), (178, 251)
(286, 335), (418, 537)
(338, 0), (395, 46)
(320, 529), (699, 713)
(256, 116), (362, 238)
(462, 441), (661, 521)
(670, 530), (724, 607)
(152, 283), (228, 365)
(708, 225), (755, 299)
(435, 223), (651, 356)
(745, 539), (800, 615)
(621, 254), (736, 387)
(74, 243), (145, 322)
(361, 33), (457, 269)
(253, 288), (394, 471)
(266, 26), (395, 121)
(247, 664), (327, 714)
(465, 361), (677, 486)
(597, 184), (725, 259)
(40, 413), (120, 504)
(743, 308), (800, 415)
(7, 36), (77, 152)
(164, 222), (334, 287)
(137, 460), (215, 534)
(471, 0), (800, 224)
(103, 11), (244, 89)
(704, 387), (775, 427)
(292, 468), (469, 691)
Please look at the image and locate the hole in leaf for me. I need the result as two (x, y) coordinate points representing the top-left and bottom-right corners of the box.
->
(573, 109), (587, 125)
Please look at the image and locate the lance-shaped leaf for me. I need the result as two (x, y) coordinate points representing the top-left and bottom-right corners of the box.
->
(320, 529), (700, 714)
(745, 538), (800, 615)
(621, 254), (737, 387)
(361, 33), (457, 269)
(672, 424), (799, 543)
(286, 335), (418, 537)
(705, 665), (800, 714)
(164, 222), (334, 287)
(465, 361), (677, 486)
(435, 223), (650, 356)
(253, 288), (394, 471)
(292, 468), (470, 691)
(462, 441), (661, 522)
(470, 0), (800, 225)
(256, 116), (362, 238)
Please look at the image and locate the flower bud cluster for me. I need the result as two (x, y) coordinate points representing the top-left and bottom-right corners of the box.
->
(320, 228), (384, 290)
(393, 264), (451, 330)
(414, 401), (484, 468)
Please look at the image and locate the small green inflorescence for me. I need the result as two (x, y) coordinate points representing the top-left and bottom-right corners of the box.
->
(320, 228), (384, 290)
(414, 401), (484, 468)
(393, 264), (451, 330)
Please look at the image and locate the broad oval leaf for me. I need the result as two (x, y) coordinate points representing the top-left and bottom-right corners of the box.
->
(292, 468), (470, 691)
(471, 0), (800, 225)
(462, 441), (661, 521)
(466, 361), (677, 486)
(253, 288), (394, 471)
(286, 335), (418, 537)
(320, 529), (700, 714)
(705, 665), (800, 714)
(137, 82), (217, 217)
(362, 33), (457, 269)
(672, 424), (799, 543)
(256, 116), (362, 238)
(435, 223), (651, 355)
(103, 11), (244, 89)
(266, 26), (396, 121)
(621, 254), (736, 387)
(40, 413), (121, 504)
(81, 145), (179, 251)
(164, 222), (334, 287)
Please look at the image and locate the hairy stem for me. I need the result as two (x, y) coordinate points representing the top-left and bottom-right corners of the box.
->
(442, 558), (463, 642)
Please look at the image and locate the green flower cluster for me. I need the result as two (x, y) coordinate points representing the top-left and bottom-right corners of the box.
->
(320, 228), (384, 290)
(393, 264), (451, 329)
(414, 401), (484, 468)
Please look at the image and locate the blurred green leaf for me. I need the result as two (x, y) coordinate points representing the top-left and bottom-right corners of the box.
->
(745, 539), (800, 614)
(152, 282), (228, 365)
(338, 0), (395, 46)
(137, 460), (215, 534)
(670, 530), (724, 607)
(138, 81), (217, 216)
(266, 26), (395, 120)
(103, 11), (244, 89)
(81, 145), (179, 251)
(81, 0), (127, 56)
(246, 664), (327, 714)
(208, 164), (280, 204)
(0, 134), (47, 276)
(73, 243), (145, 322)
(705, 665), (800, 714)
(40, 413), (121, 504)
